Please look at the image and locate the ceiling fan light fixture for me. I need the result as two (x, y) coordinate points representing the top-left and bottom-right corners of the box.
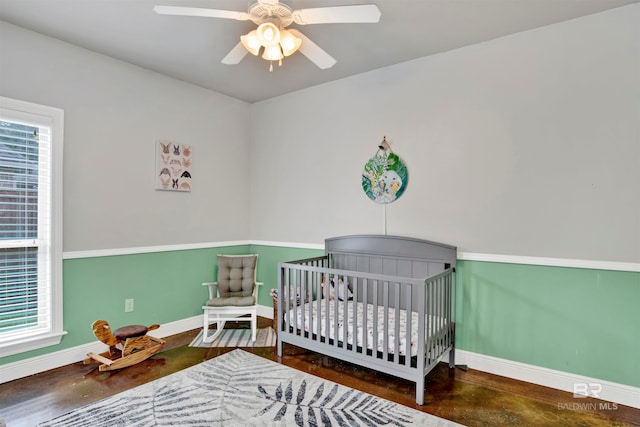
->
(279, 29), (301, 57)
(262, 45), (284, 62)
(240, 30), (261, 56)
(256, 22), (280, 46)
(154, 2), (381, 70)
(262, 44), (283, 72)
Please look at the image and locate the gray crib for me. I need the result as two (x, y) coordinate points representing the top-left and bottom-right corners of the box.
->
(277, 234), (456, 405)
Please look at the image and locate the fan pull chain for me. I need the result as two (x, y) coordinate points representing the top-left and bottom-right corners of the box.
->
(268, 55), (284, 72)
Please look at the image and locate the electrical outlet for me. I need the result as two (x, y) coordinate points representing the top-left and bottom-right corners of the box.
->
(125, 298), (134, 312)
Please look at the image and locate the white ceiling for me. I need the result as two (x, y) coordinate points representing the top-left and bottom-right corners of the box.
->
(1, 0), (637, 103)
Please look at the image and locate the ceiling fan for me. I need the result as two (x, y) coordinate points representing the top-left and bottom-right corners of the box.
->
(153, 0), (381, 71)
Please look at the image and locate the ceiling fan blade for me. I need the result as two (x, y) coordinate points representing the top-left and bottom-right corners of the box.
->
(153, 5), (249, 21)
(288, 29), (336, 69)
(221, 42), (249, 65)
(292, 4), (381, 25)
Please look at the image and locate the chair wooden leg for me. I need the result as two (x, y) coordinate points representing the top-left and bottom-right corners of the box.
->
(202, 313), (212, 343)
(203, 313), (209, 340)
(203, 312), (226, 343)
(251, 313), (257, 343)
(203, 325), (225, 343)
(202, 307), (258, 343)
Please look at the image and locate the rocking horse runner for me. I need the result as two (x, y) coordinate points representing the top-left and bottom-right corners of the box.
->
(84, 319), (165, 371)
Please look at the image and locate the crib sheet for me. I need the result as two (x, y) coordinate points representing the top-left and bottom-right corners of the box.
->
(286, 299), (446, 357)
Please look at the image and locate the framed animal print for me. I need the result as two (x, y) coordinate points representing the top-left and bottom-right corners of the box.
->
(156, 140), (192, 192)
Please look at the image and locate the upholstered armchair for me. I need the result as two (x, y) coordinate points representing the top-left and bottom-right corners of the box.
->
(202, 254), (262, 343)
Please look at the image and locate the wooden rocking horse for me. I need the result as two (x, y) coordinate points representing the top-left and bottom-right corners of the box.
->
(84, 319), (166, 371)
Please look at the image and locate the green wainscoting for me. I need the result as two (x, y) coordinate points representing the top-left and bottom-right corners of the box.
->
(455, 260), (640, 387)
(1, 245), (249, 364)
(2, 243), (638, 392)
(257, 246), (639, 388)
(257, 245), (639, 388)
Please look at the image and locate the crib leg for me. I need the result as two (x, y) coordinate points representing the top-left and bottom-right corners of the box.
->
(449, 322), (456, 369)
(416, 377), (425, 406)
(276, 335), (282, 357)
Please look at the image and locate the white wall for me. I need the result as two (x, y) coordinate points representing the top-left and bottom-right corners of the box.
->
(2, 5), (638, 262)
(249, 5), (640, 263)
(1, 22), (252, 251)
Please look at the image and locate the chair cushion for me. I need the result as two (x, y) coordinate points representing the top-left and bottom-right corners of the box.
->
(217, 255), (257, 299)
(206, 295), (256, 307)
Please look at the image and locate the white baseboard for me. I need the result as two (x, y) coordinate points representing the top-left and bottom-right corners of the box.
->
(3, 313), (638, 411)
(454, 349), (640, 409)
(0, 315), (202, 385)
(257, 304), (274, 320)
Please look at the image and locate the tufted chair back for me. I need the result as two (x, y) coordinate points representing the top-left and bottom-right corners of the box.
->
(217, 254), (256, 297)
(206, 254), (258, 307)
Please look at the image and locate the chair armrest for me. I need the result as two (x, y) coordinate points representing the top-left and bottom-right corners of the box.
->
(202, 282), (219, 300)
(252, 282), (264, 299)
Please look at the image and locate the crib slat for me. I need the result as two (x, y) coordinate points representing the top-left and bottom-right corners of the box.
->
(433, 277), (439, 362)
(288, 267), (294, 332)
(314, 271), (320, 342)
(393, 282), (400, 364)
(300, 269), (307, 335)
(341, 275), (348, 351)
(446, 273), (453, 349)
(426, 276), (433, 365)
(335, 286), (340, 348)
(438, 276), (443, 354)
(362, 278), (368, 354)
(372, 280), (379, 360)
(417, 276), (426, 373)
(405, 282), (411, 364)
(382, 280), (389, 361)
(350, 274), (358, 354)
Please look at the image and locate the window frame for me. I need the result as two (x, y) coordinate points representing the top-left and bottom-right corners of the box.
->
(0, 96), (65, 357)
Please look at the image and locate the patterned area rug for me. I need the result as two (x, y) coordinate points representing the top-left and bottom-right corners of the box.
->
(189, 327), (276, 348)
(39, 349), (463, 426)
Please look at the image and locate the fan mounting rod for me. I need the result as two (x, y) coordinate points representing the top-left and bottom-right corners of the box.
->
(248, 0), (294, 27)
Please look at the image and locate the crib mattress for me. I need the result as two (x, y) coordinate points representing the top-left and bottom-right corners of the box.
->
(286, 299), (446, 358)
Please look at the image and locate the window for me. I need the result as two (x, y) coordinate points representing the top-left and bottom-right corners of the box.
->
(0, 97), (65, 357)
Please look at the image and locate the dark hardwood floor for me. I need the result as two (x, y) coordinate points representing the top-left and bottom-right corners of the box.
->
(1, 317), (638, 426)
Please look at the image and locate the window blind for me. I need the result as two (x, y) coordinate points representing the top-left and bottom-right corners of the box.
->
(0, 119), (52, 340)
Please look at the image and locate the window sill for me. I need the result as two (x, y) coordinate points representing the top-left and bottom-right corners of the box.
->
(0, 331), (68, 358)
